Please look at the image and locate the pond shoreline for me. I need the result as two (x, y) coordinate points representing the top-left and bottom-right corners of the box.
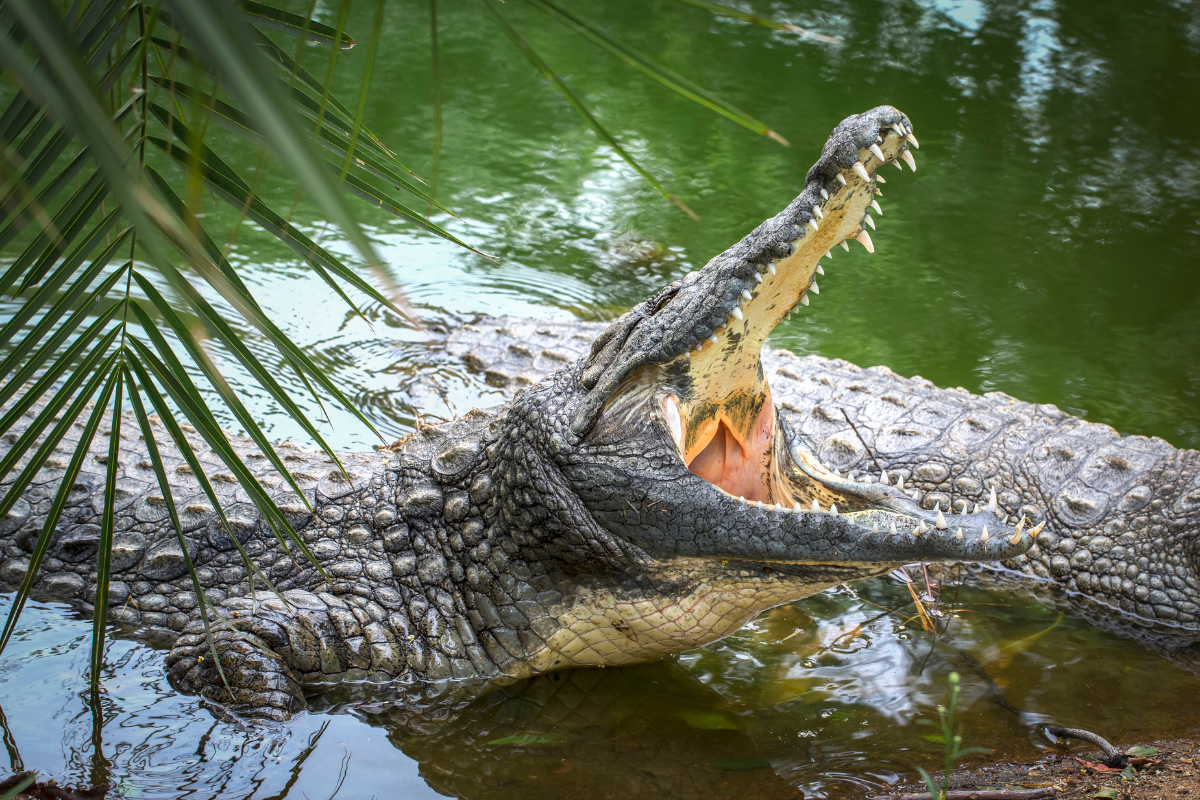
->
(867, 737), (1199, 800)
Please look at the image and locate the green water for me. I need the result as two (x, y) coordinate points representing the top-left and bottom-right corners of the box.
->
(2, 0), (1200, 797)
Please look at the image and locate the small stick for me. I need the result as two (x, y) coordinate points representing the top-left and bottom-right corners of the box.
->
(840, 408), (884, 474)
(880, 790), (1056, 800)
(1043, 725), (1127, 768)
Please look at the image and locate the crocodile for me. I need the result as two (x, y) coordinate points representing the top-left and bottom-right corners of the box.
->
(445, 315), (1200, 659)
(0, 104), (1188, 723)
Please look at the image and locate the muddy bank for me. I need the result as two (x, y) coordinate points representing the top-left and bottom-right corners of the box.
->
(868, 738), (1199, 799)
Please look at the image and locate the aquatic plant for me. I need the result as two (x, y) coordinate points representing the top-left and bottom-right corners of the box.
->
(916, 671), (990, 799)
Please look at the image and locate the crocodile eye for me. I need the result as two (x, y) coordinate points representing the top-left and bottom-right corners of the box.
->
(663, 395), (684, 449)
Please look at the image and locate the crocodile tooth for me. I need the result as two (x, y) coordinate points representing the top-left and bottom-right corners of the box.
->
(901, 150), (917, 171)
(956, 528), (964, 540)
(708, 334), (718, 344)
(836, 173), (847, 186)
(880, 470), (890, 486)
(865, 215), (876, 230)
(876, 175), (886, 183)
(871, 200), (882, 215)
(852, 161), (871, 182)
(855, 230), (874, 252)
(839, 240), (850, 251)
(812, 204), (824, 219)
(876, 134), (884, 143)
(906, 132), (920, 149)
(869, 143), (885, 161)
(847, 471), (855, 481)
(916, 520), (928, 535)
(987, 487), (998, 513)
(731, 307), (744, 320)
(895, 475), (904, 490)
(872, 523), (879, 533)
(893, 161), (904, 170)
(811, 499), (820, 512)
(1002, 514), (1009, 525)
(829, 503), (838, 517)
(816, 265), (824, 275)
(1010, 527), (1023, 545)
(774, 503), (784, 512)
(810, 280), (819, 295)
(741, 289), (753, 300)
(980, 530), (989, 542)
(769, 262), (776, 275)
(936, 508), (948, 530)
(1015, 517), (1026, 537)
(824, 249), (832, 258)
(793, 501), (802, 511)
(820, 188), (829, 200)
(890, 521), (899, 536)
(1031, 521), (1046, 536)
(893, 121), (907, 135)
(755, 272), (764, 283)
(808, 219), (819, 231)
(799, 293), (809, 306)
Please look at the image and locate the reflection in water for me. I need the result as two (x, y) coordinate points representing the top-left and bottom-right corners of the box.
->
(4, 574), (1198, 799)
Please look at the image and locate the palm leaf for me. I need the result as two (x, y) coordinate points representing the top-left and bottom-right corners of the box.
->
(525, 0), (787, 144)
(666, 0), (844, 45)
(122, 365), (234, 697)
(479, 0), (698, 220)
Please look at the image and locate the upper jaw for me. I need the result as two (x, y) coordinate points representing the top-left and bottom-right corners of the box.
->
(568, 106), (920, 439)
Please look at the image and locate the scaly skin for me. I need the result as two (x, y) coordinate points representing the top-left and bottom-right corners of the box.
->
(0, 107), (1039, 721)
(450, 316), (1200, 648)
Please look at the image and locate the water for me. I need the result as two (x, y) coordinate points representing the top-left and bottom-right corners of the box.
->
(2, 0), (1200, 796)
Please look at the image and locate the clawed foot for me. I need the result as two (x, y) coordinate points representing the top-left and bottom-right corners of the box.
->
(166, 620), (305, 722)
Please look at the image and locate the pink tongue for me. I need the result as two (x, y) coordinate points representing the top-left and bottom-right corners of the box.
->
(687, 422), (771, 503)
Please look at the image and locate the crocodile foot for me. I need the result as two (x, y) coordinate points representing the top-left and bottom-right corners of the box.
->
(166, 620), (306, 722)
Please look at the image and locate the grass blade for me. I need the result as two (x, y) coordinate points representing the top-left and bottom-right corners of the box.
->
(88, 368), (122, 694)
(0, 364), (119, 659)
(666, 0), (843, 45)
(237, 1), (355, 48)
(525, 0), (787, 144)
(479, 0), (698, 220)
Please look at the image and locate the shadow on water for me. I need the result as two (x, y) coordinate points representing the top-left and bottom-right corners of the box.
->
(1, 577), (1198, 799)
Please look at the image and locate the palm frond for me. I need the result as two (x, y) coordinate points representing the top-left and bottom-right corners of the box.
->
(667, 0), (844, 45)
(0, 0), (466, 677)
(480, 0), (699, 220)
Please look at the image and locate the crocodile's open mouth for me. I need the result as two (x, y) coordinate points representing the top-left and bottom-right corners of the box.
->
(583, 107), (1040, 565)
